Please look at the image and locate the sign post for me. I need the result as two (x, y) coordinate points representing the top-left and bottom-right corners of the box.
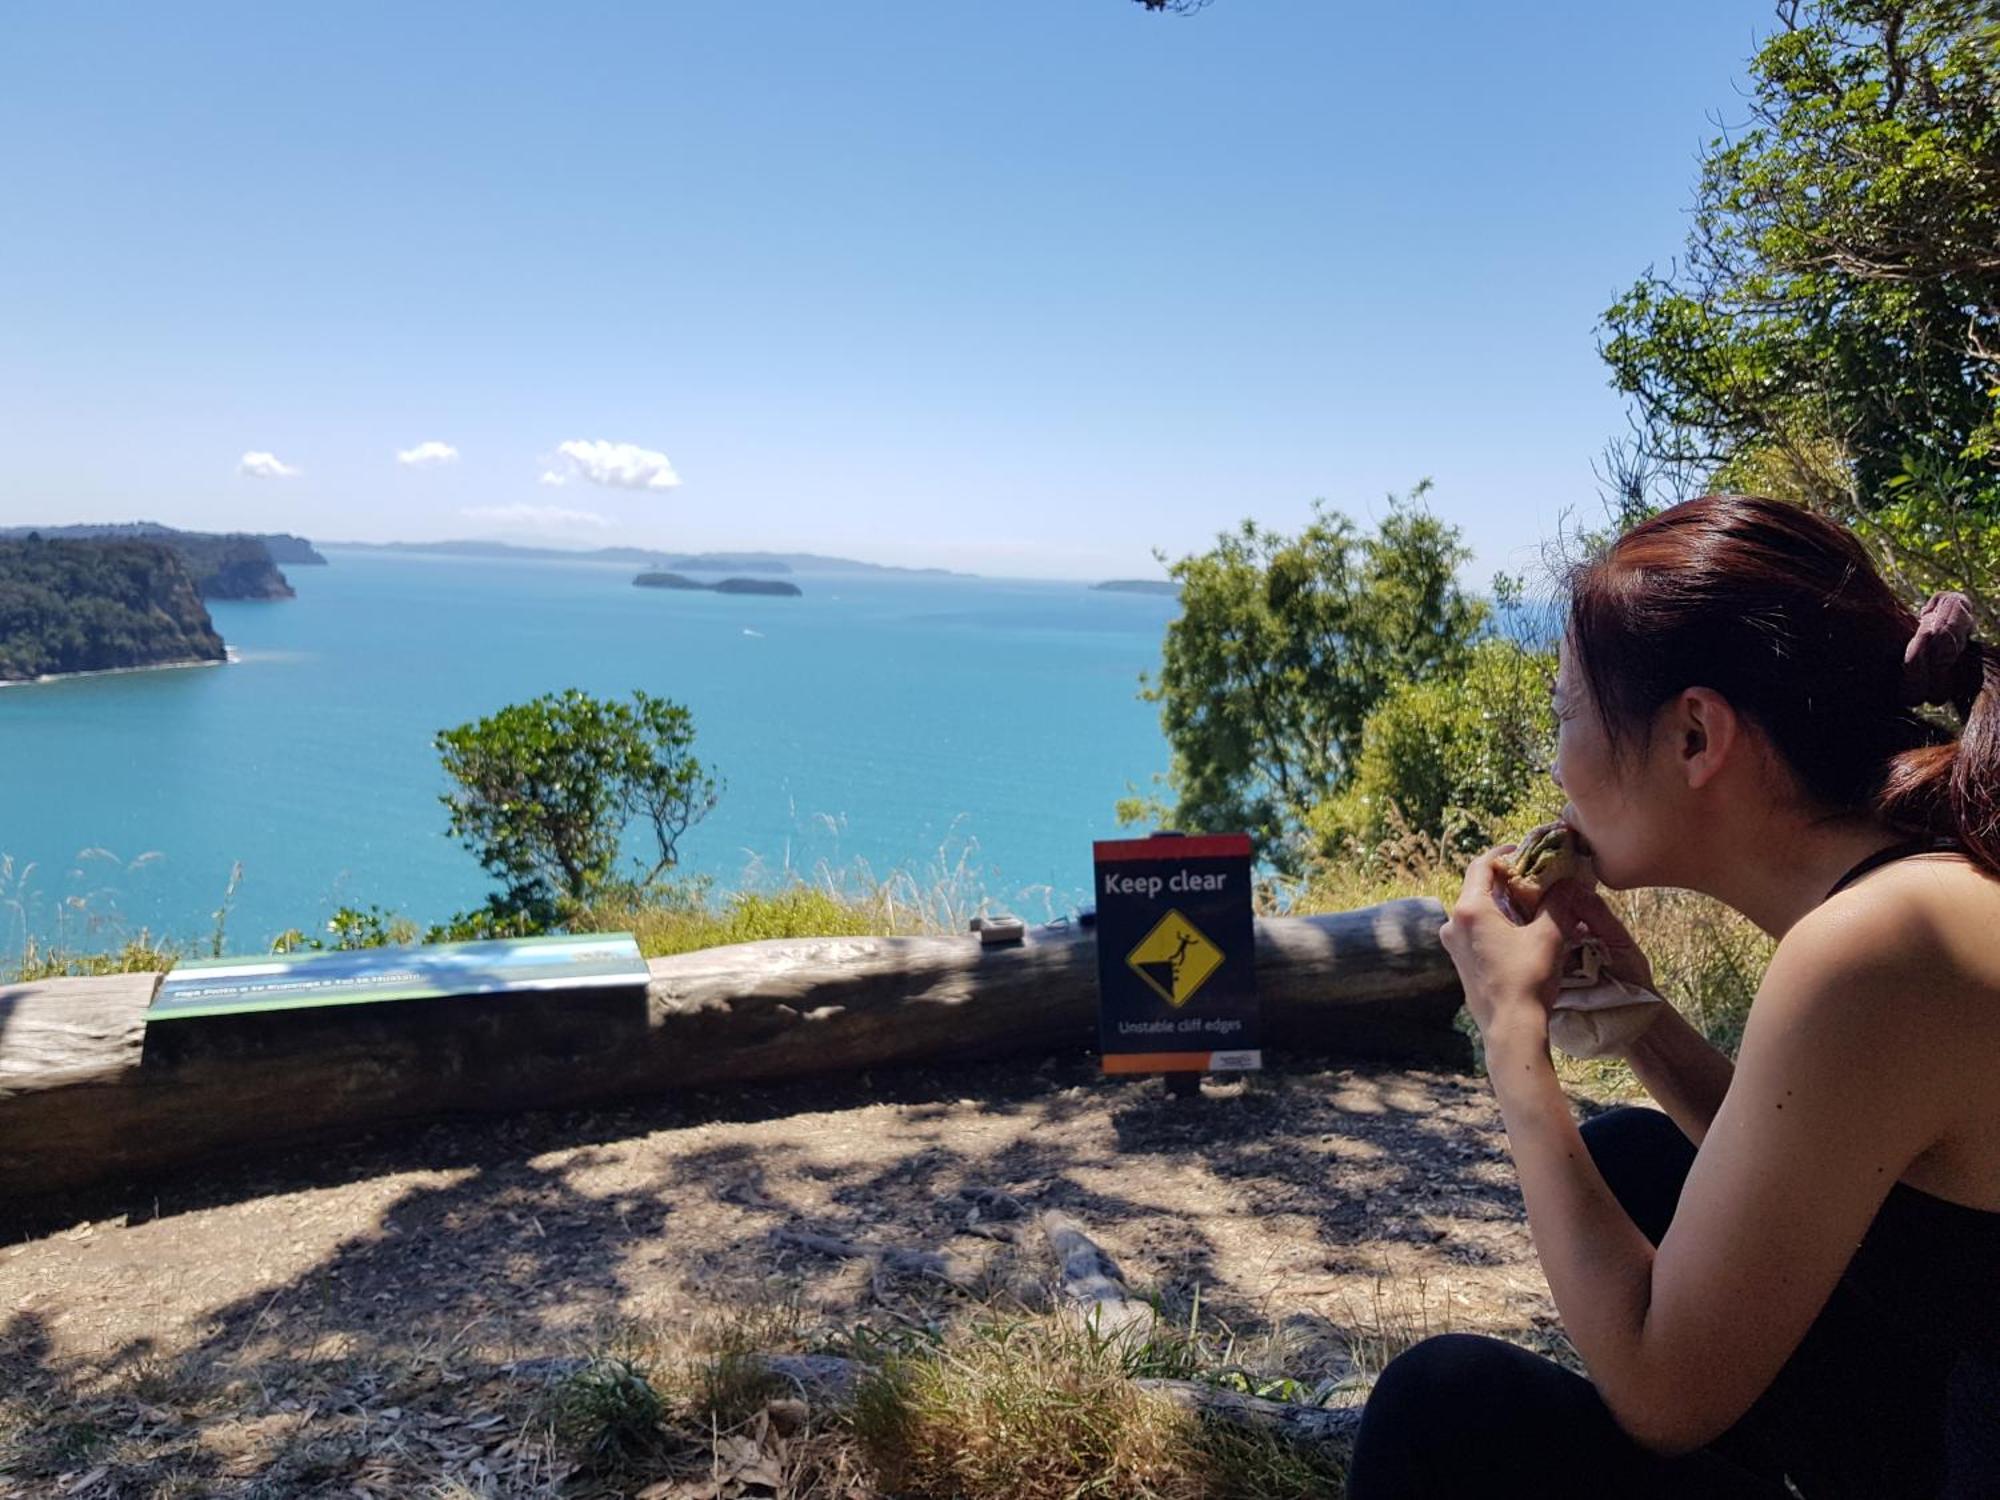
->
(1091, 833), (1260, 1078)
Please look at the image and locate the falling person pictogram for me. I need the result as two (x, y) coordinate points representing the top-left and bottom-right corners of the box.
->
(1125, 910), (1225, 1008)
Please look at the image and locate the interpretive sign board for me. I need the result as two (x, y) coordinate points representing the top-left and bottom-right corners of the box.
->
(1092, 833), (1259, 1074)
(148, 932), (651, 1022)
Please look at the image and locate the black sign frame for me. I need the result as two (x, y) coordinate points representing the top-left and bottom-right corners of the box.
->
(1092, 832), (1260, 1074)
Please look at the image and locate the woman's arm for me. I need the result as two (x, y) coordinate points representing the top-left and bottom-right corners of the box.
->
(1494, 898), (1953, 1454)
(1620, 1005), (1734, 1147)
(1540, 883), (1735, 1145)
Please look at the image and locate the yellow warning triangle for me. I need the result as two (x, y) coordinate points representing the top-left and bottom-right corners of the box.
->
(1125, 909), (1225, 1009)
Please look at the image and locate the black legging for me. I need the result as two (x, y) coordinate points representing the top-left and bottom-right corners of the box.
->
(1345, 1107), (1959, 1499)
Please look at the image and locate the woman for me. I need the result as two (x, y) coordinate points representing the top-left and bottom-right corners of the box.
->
(1345, 495), (2000, 1500)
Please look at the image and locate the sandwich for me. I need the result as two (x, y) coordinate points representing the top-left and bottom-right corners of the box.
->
(1496, 821), (1592, 922)
(1491, 820), (1665, 1059)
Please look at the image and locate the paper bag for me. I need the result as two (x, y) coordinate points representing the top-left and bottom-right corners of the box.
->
(1550, 938), (1667, 1061)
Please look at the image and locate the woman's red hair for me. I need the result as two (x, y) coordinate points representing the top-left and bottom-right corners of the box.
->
(1565, 495), (1999, 879)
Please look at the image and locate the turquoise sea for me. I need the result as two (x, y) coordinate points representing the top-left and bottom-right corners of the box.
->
(0, 551), (1178, 956)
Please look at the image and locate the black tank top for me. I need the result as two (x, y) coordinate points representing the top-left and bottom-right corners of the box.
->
(1815, 837), (2000, 1496)
(1823, 834), (1965, 900)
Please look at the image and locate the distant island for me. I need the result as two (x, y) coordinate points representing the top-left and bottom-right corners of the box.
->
(0, 523), (308, 599)
(328, 539), (967, 577)
(0, 537), (228, 682)
(1092, 579), (1180, 597)
(634, 572), (803, 597)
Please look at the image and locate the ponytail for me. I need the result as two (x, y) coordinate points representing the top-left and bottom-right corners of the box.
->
(1878, 641), (2000, 881)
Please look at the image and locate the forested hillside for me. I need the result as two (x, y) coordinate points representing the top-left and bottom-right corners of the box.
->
(0, 536), (228, 681)
(0, 523), (306, 597)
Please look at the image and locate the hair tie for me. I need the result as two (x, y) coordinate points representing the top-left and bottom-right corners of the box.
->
(1901, 591), (1978, 707)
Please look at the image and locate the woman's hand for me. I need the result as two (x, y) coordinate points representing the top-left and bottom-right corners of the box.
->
(1438, 845), (1579, 1052)
(1542, 882), (1656, 994)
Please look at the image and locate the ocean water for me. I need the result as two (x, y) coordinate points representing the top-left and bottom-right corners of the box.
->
(0, 551), (1178, 956)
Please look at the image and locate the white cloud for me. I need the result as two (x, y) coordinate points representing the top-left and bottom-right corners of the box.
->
(237, 451), (301, 480)
(397, 440), (459, 468)
(461, 503), (611, 532)
(538, 470), (568, 487)
(555, 438), (681, 491)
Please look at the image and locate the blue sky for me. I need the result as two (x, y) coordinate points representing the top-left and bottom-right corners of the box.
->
(0, 1), (1762, 581)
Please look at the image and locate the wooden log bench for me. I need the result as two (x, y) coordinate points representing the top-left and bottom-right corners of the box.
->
(0, 898), (1464, 1199)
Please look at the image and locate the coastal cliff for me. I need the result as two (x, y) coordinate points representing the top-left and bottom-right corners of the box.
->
(634, 572), (803, 597)
(0, 537), (228, 681)
(177, 536), (295, 599)
(253, 533), (327, 565)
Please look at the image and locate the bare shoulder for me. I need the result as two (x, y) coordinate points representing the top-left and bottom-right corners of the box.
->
(1777, 851), (2000, 1205)
(1801, 851), (2000, 1012)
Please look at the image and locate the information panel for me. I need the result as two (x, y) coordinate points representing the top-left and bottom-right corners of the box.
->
(1092, 833), (1260, 1074)
(148, 932), (650, 1021)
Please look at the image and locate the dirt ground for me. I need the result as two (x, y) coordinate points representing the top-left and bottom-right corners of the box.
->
(0, 1052), (1628, 1494)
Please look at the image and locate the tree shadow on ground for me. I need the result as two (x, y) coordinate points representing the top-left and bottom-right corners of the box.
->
(0, 1050), (1615, 1493)
(2, 1050), (1103, 1243)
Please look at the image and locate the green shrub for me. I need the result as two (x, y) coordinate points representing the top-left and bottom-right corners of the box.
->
(271, 904), (420, 953)
(1309, 638), (1558, 860)
(547, 1356), (668, 1470)
(421, 897), (553, 945)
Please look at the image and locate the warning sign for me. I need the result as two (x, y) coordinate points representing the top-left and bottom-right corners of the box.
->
(1093, 833), (1260, 1075)
(1126, 911), (1224, 1008)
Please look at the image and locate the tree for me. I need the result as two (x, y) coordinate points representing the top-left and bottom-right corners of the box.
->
(1123, 485), (1489, 872)
(1309, 637), (1559, 860)
(1599, 0), (2000, 623)
(435, 688), (720, 930)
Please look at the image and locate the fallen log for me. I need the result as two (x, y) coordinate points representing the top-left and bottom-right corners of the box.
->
(0, 899), (1464, 1198)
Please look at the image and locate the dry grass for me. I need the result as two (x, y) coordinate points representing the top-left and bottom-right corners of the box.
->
(580, 822), (1056, 959)
(837, 1265), (1473, 1499)
(850, 1317), (1341, 1500)
(0, 1222), (1499, 1498)
(8, 932), (180, 981)
(577, 884), (905, 960)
